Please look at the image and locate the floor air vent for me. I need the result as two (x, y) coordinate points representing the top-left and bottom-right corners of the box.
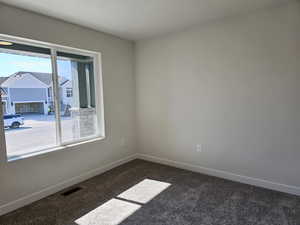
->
(61, 187), (82, 196)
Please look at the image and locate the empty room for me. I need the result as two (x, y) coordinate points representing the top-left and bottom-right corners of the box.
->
(0, 0), (299, 224)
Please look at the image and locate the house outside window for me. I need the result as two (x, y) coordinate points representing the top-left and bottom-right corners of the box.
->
(0, 34), (105, 161)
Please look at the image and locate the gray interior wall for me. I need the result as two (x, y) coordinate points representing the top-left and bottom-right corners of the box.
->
(136, 2), (300, 187)
(0, 3), (136, 207)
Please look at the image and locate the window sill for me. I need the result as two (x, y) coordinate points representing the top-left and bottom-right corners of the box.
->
(7, 136), (105, 162)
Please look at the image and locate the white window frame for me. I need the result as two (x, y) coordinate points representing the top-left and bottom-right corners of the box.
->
(0, 34), (105, 162)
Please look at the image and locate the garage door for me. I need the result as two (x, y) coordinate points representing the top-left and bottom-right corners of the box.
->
(15, 102), (44, 114)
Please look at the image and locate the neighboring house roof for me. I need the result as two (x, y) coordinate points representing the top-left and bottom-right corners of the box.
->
(60, 79), (70, 86)
(59, 76), (69, 86)
(1, 71), (69, 87)
(30, 72), (53, 86)
(0, 87), (7, 96)
(0, 77), (8, 85)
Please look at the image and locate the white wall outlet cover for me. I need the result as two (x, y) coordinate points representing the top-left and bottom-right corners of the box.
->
(196, 144), (202, 152)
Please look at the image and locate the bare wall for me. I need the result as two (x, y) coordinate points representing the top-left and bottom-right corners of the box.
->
(0, 4), (136, 208)
(136, 2), (300, 188)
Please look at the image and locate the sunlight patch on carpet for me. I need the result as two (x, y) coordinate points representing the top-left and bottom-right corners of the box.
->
(75, 199), (141, 225)
(118, 179), (171, 204)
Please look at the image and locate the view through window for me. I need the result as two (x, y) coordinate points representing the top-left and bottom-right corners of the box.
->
(0, 37), (103, 160)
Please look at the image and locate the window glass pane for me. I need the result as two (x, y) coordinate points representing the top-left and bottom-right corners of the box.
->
(0, 38), (102, 161)
(0, 42), (57, 159)
(56, 51), (98, 143)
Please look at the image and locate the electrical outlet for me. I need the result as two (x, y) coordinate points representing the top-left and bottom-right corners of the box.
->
(196, 144), (202, 152)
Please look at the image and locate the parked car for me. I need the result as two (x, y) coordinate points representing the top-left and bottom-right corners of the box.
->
(3, 114), (24, 128)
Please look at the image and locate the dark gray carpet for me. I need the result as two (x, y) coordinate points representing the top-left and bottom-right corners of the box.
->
(0, 159), (299, 225)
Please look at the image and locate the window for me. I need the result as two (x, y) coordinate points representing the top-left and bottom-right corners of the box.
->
(0, 35), (104, 161)
(66, 88), (73, 97)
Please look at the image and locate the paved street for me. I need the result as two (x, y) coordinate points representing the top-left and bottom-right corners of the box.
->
(4, 114), (73, 157)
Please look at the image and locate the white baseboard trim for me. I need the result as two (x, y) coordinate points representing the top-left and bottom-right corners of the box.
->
(1, 153), (299, 216)
(137, 153), (300, 196)
(0, 154), (138, 216)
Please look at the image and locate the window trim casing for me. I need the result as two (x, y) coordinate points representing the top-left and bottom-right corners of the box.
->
(0, 33), (105, 162)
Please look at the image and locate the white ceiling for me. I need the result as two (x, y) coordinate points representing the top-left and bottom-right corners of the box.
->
(0, 0), (291, 40)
